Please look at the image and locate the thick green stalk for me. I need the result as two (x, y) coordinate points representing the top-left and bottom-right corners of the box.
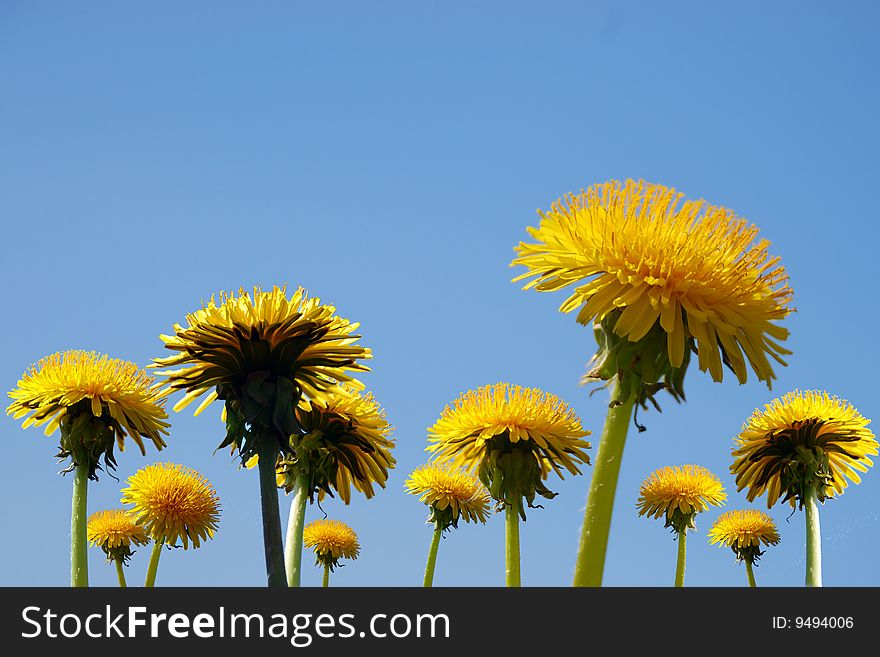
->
(284, 473), (310, 587)
(804, 483), (822, 587)
(423, 523), (443, 587)
(674, 529), (687, 587)
(145, 541), (163, 587)
(114, 559), (127, 588)
(745, 559), (757, 588)
(505, 503), (521, 587)
(70, 462), (89, 587)
(322, 563), (330, 588)
(572, 379), (636, 587)
(257, 441), (287, 587)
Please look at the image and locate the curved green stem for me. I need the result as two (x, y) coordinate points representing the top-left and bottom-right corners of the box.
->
(805, 483), (822, 587)
(257, 441), (287, 588)
(505, 502), (521, 587)
(145, 541), (163, 588)
(573, 378), (636, 587)
(674, 529), (687, 587)
(70, 462), (89, 587)
(423, 523), (443, 588)
(745, 559), (757, 588)
(284, 473), (309, 587)
(114, 559), (127, 588)
(322, 563), (330, 588)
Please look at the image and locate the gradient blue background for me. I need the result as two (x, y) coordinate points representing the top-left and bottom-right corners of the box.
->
(2, 1), (877, 587)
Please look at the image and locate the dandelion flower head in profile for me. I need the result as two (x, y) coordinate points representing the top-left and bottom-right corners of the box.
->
(121, 463), (221, 549)
(153, 285), (372, 460)
(6, 350), (169, 477)
(87, 509), (150, 564)
(303, 519), (360, 571)
(274, 384), (395, 504)
(511, 180), (794, 404)
(427, 383), (591, 516)
(709, 509), (780, 563)
(405, 463), (492, 531)
(636, 464), (726, 532)
(731, 390), (877, 509)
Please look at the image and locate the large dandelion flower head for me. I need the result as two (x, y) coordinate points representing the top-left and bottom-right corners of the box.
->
(636, 464), (726, 532)
(153, 285), (372, 461)
(303, 519), (359, 571)
(731, 390), (876, 509)
(274, 385), (395, 504)
(512, 180), (793, 409)
(427, 383), (591, 517)
(121, 462), (221, 549)
(6, 350), (169, 478)
(405, 463), (492, 531)
(709, 509), (780, 563)
(87, 509), (150, 564)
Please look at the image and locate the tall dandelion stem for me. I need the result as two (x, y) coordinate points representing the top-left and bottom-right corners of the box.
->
(674, 529), (687, 587)
(745, 560), (757, 588)
(573, 378), (635, 587)
(505, 502), (521, 587)
(256, 441), (287, 588)
(804, 483), (822, 587)
(284, 473), (309, 588)
(145, 541), (163, 587)
(114, 559), (127, 588)
(423, 523), (443, 588)
(322, 563), (330, 588)
(70, 461), (89, 587)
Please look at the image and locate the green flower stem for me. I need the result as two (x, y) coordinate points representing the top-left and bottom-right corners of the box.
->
(745, 559), (757, 588)
(70, 461), (89, 588)
(505, 503), (521, 587)
(674, 529), (687, 587)
(805, 483), (822, 587)
(145, 541), (163, 588)
(114, 559), (127, 588)
(257, 442), (287, 588)
(572, 378), (636, 587)
(423, 523), (443, 588)
(284, 473), (310, 588)
(322, 563), (330, 588)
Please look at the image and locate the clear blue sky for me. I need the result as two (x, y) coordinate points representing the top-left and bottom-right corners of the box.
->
(2, 1), (878, 587)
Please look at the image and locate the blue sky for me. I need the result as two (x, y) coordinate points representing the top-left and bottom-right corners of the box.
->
(2, 1), (878, 587)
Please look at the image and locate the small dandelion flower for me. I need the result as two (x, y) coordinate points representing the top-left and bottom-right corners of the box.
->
(637, 464), (726, 587)
(121, 462), (220, 550)
(731, 390), (877, 508)
(405, 463), (491, 531)
(303, 519), (359, 586)
(637, 464), (727, 531)
(406, 463), (492, 587)
(87, 509), (150, 564)
(709, 509), (780, 562)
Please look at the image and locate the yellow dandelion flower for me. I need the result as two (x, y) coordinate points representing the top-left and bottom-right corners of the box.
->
(731, 390), (877, 508)
(637, 464), (726, 531)
(427, 382), (590, 514)
(512, 179), (793, 395)
(303, 519), (359, 571)
(6, 350), (169, 475)
(87, 509), (150, 564)
(276, 385), (395, 504)
(153, 284), (371, 457)
(121, 463), (220, 549)
(405, 463), (492, 530)
(709, 509), (780, 559)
